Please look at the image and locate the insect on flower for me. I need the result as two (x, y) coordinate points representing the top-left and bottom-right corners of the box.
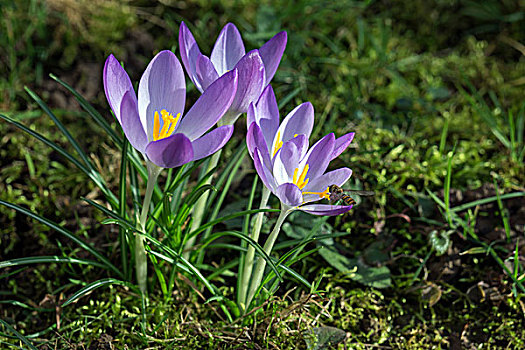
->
(327, 184), (374, 206)
(251, 132), (359, 216)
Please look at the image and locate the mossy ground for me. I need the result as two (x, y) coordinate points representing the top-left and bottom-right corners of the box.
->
(1, 0), (524, 348)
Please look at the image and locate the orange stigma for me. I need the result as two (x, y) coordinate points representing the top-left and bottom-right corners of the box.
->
(303, 186), (331, 200)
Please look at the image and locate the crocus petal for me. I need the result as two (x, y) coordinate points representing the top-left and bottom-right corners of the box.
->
(103, 54), (136, 124)
(254, 147), (276, 192)
(195, 53), (219, 92)
(273, 140), (300, 185)
(276, 183), (303, 207)
(247, 121), (271, 168)
(226, 50), (266, 119)
(120, 91), (148, 153)
(259, 31), (287, 84)
(302, 168), (352, 203)
(246, 101), (256, 127)
(191, 125), (234, 161)
(299, 204), (353, 216)
(145, 133), (193, 168)
(179, 21), (204, 91)
(300, 133), (335, 180)
(331, 132), (355, 160)
(210, 23), (246, 76)
(270, 102), (313, 156)
(177, 69), (238, 141)
(304, 168), (352, 193)
(247, 85), (279, 147)
(138, 50), (186, 141)
(286, 134), (308, 161)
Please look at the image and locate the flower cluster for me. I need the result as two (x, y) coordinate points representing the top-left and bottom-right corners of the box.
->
(104, 22), (355, 215)
(102, 21), (357, 300)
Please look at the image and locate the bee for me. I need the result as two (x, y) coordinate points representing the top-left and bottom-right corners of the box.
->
(328, 184), (374, 206)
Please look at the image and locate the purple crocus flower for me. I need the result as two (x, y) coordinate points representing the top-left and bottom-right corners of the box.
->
(252, 130), (356, 216)
(179, 22), (287, 124)
(246, 86), (356, 215)
(103, 50), (238, 168)
(246, 85), (314, 169)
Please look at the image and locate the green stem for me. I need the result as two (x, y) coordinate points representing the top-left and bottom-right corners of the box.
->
(239, 186), (271, 310)
(245, 205), (292, 310)
(183, 150), (222, 259)
(136, 161), (162, 294)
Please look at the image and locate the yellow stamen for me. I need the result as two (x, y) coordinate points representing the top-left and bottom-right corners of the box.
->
(152, 109), (181, 141)
(298, 164), (309, 185)
(303, 187), (331, 200)
(165, 112), (181, 137)
(273, 131), (283, 157)
(293, 133), (298, 137)
(292, 164), (309, 190)
(158, 110), (171, 139)
(153, 111), (161, 141)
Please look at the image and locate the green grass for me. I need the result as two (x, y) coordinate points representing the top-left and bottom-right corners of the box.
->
(1, 0), (524, 348)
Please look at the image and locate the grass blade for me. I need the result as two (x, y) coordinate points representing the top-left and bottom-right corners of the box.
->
(494, 180), (511, 243)
(237, 176), (258, 304)
(197, 146), (247, 263)
(444, 150), (454, 226)
(83, 198), (136, 230)
(145, 249), (168, 297)
(0, 199), (123, 278)
(451, 192), (525, 213)
(0, 113), (118, 206)
(0, 256), (108, 270)
(0, 300), (53, 312)
(254, 255), (314, 305)
(458, 80), (510, 148)
(200, 230), (283, 282)
(0, 113), (87, 171)
(187, 208), (279, 241)
(206, 144), (247, 209)
(208, 259), (239, 281)
(0, 319), (38, 350)
(273, 231), (350, 250)
(62, 278), (135, 307)
(24, 86), (95, 172)
(49, 73), (122, 145)
(143, 234), (219, 298)
(119, 139), (130, 279)
(517, 103), (524, 149)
